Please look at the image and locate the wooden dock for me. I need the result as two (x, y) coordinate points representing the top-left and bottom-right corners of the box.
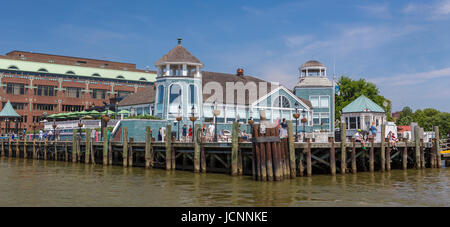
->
(0, 123), (447, 181)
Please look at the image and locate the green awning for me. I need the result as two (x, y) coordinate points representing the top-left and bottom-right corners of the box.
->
(88, 110), (101, 115)
(118, 110), (130, 114)
(102, 110), (116, 115)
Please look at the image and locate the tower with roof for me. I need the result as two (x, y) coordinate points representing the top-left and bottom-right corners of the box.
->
(154, 39), (204, 120)
(294, 60), (334, 132)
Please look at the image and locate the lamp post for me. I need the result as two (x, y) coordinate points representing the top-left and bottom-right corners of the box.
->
(176, 105), (182, 141)
(151, 105), (154, 116)
(301, 109), (307, 142)
(190, 105), (197, 143)
(212, 101), (221, 142)
(293, 103), (300, 142)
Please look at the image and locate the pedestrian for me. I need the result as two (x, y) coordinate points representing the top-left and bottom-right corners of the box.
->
(281, 118), (288, 138)
(208, 122), (215, 142)
(354, 129), (366, 149)
(188, 126), (193, 140)
(182, 124), (187, 142)
(158, 128), (162, 141)
(370, 122), (377, 140)
(39, 130), (43, 141)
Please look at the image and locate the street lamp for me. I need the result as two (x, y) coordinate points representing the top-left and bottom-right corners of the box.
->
(190, 105), (197, 143)
(293, 103), (300, 142)
(212, 101), (221, 142)
(301, 109), (307, 142)
(176, 104), (182, 141)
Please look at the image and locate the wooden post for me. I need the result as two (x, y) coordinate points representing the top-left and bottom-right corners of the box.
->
(251, 124), (257, 180)
(434, 126), (442, 168)
(253, 124), (261, 180)
(15, 139), (19, 158)
(108, 140), (113, 165)
(274, 128), (283, 180)
(8, 139), (11, 158)
(24, 137), (27, 159)
(72, 130), (77, 163)
(103, 128), (108, 165)
(351, 139), (357, 174)
(64, 139), (68, 162)
(265, 127), (273, 181)
(123, 127), (128, 167)
(85, 128), (91, 164)
(306, 138), (312, 177)
(288, 121), (297, 179)
(341, 122), (347, 174)
(380, 124), (386, 172)
(414, 126), (420, 169)
(420, 139), (425, 168)
(54, 139), (57, 161)
(369, 137), (374, 172)
(33, 139), (37, 160)
(91, 137), (95, 165)
(1, 139), (4, 157)
(145, 127), (152, 168)
(402, 138), (408, 170)
(128, 139), (133, 167)
(329, 137), (336, 176)
(386, 138), (391, 171)
(43, 139), (48, 160)
(193, 124), (200, 173)
(259, 126), (267, 181)
(231, 122), (239, 176)
(201, 144), (207, 173)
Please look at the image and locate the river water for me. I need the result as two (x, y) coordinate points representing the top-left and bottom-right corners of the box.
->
(0, 157), (448, 207)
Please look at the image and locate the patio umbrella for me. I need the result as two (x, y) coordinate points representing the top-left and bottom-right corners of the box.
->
(88, 110), (101, 116)
(118, 110), (130, 114)
(101, 110), (116, 115)
(67, 112), (81, 118)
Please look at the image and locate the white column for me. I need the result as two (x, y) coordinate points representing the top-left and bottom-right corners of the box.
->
(182, 64), (187, 76)
(195, 66), (200, 77)
(165, 64), (170, 76)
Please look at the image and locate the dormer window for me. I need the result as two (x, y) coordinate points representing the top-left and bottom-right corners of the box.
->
(92, 73), (101, 77)
(38, 68), (48, 73)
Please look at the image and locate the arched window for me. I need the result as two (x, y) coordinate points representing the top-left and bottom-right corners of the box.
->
(273, 96), (291, 108)
(66, 71), (75, 75)
(157, 85), (164, 103)
(139, 77), (147, 81)
(92, 73), (101, 77)
(188, 84), (197, 105)
(38, 68), (48, 73)
(116, 75), (125, 79)
(8, 66), (19, 70)
(169, 84), (182, 114)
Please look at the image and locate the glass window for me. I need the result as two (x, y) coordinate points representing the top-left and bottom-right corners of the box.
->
(92, 89), (107, 99)
(35, 85), (56, 96)
(157, 86), (164, 103)
(320, 96), (329, 108)
(273, 96), (291, 108)
(6, 83), (26, 95)
(321, 113), (330, 124)
(349, 117), (360, 129)
(313, 113), (320, 125)
(310, 96), (319, 108)
(189, 85), (197, 105)
(65, 87), (82, 98)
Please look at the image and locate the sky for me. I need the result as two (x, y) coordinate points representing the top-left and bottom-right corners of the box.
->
(1, 0), (449, 112)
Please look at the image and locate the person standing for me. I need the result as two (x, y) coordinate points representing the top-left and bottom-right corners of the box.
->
(39, 130), (43, 141)
(182, 124), (187, 142)
(208, 122), (215, 142)
(370, 122), (377, 140)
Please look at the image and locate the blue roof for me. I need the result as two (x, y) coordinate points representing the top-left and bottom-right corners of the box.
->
(0, 101), (20, 117)
(342, 95), (385, 113)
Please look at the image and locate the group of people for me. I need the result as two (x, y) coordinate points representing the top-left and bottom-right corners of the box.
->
(353, 122), (398, 150)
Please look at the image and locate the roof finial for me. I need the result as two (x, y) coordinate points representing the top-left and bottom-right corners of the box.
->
(177, 38), (182, 46)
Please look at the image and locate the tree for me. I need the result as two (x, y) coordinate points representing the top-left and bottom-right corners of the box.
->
(395, 106), (450, 138)
(335, 76), (392, 122)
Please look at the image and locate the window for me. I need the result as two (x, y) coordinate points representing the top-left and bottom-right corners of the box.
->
(118, 90), (132, 97)
(169, 84), (182, 114)
(189, 85), (197, 105)
(34, 104), (56, 111)
(38, 68), (48, 73)
(321, 113), (330, 124)
(273, 96), (291, 108)
(66, 71), (75, 75)
(348, 117), (360, 129)
(139, 77), (147, 81)
(5, 83), (26, 95)
(92, 89), (107, 99)
(313, 113), (320, 125)
(320, 97), (329, 108)
(157, 85), (164, 103)
(64, 87), (82, 98)
(35, 85), (56, 96)
(310, 97), (319, 108)
(62, 105), (84, 112)
(117, 75), (125, 79)
(2, 102), (26, 110)
(92, 73), (101, 77)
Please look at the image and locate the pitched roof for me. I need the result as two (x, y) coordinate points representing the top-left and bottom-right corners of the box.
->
(342, 95), (385, 113)
(202, 71), (312, 108)
(301, 60), (325, 68)
(117, 86), (155, 107)
(295, 76), (332, 88)
(154, 45), (203, 66)
(0, 101), (20, 117)
(397, 126), (411, 133)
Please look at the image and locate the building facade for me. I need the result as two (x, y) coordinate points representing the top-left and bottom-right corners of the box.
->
(0, 51), (157, 132)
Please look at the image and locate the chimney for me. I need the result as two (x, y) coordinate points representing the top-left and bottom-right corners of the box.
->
(237, 68), (244, 76)
(177, 38), (182, 46)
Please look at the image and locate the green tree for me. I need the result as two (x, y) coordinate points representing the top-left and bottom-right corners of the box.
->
(335, 76), (392, 121)
(395, 107), (450, 138)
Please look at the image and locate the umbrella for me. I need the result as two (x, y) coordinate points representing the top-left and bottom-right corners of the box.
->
(55, 113), (69, 119)
(78, 110), (90, 116)
(88, 110), (101, 116)
(102, 110), (116, 115)
(67, 112), (81, 118)
(118, 110), (130, 114)
(48, 114), (58, 119)
(81, 115), (94, 120)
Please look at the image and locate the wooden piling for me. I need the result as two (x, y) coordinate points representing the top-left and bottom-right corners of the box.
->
(15, 139), (19, 157)
(414, 126), (420, 169)
(380, 124), (386, 172)
(145, 127), (152, 168)
(265, 127), (273, 181)
(434, 126), (442, 168)
(351, 139), (357, 174)
(288, 121), (296, 179)
(201, 144), (207, 173)
(193, 124), (200, 173)
(85, 129), (91, 164)
(275, 128), (284, 180)
(72, 131), (77, 163)
(369, 138), (374, 172)
(24, 138), (27, 159)
(253, 124), (261, 180)
(386, 138), (391, 171)
(231, 122), (239, 176)
(54, 139), (57, 161)
(402, 138), (408, 170)
(1, 140), (4, 157)
(128, 139), (133, 167)
(44, 139), (48, 160)
(64, 139), (68, 162)
(33, 139), (37, 160)
(341, 122), (347, 174)
(108, 140), (112, 165)
(420, 139), (425, 168)
(281, 137), (290, 178)
(251, 124), (257, 180)
(329, 137), (336, 176)
(8, 139), (11, 158)
(91, 137), (95, 164)
(306, 138), (312, 177)
(259, 126), (267, 181)
(123, 127), (128, 167)
(103, 128), (108, 165)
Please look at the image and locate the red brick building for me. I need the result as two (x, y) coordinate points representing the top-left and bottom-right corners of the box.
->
(0, 51), (156, 132)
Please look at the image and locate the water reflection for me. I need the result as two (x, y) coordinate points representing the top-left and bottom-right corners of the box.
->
(0, 158), (448, 207)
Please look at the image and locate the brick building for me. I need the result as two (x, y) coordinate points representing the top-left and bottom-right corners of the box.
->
(0, 51), (157, 132)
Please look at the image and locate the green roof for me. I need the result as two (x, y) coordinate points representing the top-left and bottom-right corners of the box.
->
(342, 95), (385, 113)
(0, 101), (20, 117)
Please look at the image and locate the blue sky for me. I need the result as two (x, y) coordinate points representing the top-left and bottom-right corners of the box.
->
(1, 0), (450, 112)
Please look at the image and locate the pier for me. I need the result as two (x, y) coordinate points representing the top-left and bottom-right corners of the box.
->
(1, 123), (447, 181)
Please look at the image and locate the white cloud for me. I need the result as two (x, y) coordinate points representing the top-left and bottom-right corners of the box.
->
(358, 3), (391, 18)
(370, 67), (450, 86)
(402, 0), (450, 19)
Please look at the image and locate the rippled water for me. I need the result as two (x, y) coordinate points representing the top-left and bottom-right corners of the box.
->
(0, 157), (448, 207)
